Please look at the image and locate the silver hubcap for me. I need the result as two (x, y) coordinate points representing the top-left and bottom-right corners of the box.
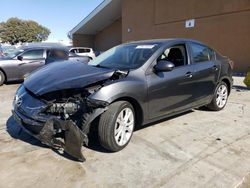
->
(0, 74), (2, 82)
(216, 84), (228, 108)
(114, 107), (134, 146)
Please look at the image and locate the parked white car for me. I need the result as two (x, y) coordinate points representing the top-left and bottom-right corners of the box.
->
(69, 47), (95, 59)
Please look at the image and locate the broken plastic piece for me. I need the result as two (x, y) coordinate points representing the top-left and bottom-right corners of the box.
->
(36, 118), (87, 162)
(63, 120), (86, 162)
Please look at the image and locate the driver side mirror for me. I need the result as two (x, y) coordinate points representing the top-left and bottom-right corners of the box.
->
(154, 60), (175, 72)
(17, 55), (23, 61)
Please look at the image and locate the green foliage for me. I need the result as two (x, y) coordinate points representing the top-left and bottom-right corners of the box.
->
(0, 17), (50, 44)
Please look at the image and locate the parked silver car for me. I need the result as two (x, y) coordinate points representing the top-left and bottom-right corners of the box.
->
(0, 44), (90, 85)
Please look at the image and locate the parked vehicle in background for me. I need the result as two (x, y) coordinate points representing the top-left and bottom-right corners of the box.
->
(0, 43), (90, 85)
(69, 47), (95, 59)
(0, 44), (4, 57)
(12, 38), (233, 161)
(45, 48), (69, 64)
(68, 52), (90, 63)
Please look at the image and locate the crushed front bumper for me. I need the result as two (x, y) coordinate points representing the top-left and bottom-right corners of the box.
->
(12, 110), (88, 162)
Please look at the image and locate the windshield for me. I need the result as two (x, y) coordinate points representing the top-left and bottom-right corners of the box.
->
(89, 43), (160, 69)
(2, 46), (16, 54)
(4, 49), (23, 59)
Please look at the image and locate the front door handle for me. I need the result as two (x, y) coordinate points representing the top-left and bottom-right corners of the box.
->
(185, 72), (193, 78)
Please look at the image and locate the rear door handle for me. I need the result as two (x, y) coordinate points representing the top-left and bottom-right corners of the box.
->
(212, 65), (218, 71)
(185, 72), (193, 78)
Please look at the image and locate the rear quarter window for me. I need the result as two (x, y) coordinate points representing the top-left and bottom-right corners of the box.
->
(78, 48), (91, 53)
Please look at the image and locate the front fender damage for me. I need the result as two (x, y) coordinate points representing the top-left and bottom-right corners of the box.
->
(23, 70), (127, 161)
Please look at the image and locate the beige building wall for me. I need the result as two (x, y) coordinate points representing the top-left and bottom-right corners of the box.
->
(72, 0), (250, 71)
(72, 19), (122, 52)
(122, 0), (250, 72)
(94, 19), (122, 51)
(72, 34), (94, 48)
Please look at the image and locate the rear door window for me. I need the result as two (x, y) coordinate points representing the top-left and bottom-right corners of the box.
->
(190, 43), (214, 63)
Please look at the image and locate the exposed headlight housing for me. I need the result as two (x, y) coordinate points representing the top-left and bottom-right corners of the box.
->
(47, 102), (80, 115)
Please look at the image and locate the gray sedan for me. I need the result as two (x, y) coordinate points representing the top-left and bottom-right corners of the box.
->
(0, 45), (90, 85)
(12, 38), (233, 161)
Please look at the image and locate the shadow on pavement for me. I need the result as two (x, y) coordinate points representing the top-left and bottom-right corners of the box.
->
(233, 85), (249, 92)
(135, 110), (194, 131)
(5, 110), (195, 158)
(87, 110), (195, 152)
(5, 80), (23, 85)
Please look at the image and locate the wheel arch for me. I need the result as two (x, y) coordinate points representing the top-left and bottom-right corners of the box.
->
(0, 68), (7, 83)
(112, 96), (144, 127)
(220, 76), (232, 94)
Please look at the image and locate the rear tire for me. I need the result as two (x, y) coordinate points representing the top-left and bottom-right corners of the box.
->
(207, 81), (228, 111)
(0, 71), (5, 86)
(98, 101), (135, 152)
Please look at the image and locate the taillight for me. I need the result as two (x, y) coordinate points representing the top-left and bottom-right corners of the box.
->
(228, 59), (234, 69)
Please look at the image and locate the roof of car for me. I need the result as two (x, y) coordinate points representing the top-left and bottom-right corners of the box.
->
(70, 47), (92, 49)
(19, 43), (68, 51)
(126, 38), (205, 45)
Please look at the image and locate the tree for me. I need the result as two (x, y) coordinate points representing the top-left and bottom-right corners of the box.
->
(0, 17), (50, 44)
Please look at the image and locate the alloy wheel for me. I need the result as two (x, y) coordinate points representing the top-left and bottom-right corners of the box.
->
(114, 107), (134, 146)
(216, 84), (228, 108)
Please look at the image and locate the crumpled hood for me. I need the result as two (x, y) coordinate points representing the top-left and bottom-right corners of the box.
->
(24, 61), (115, 95)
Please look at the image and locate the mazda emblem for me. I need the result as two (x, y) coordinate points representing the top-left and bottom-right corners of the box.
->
(15, 95), (22, 107)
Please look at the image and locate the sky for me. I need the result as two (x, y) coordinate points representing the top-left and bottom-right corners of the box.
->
(0, 0), (103, 43)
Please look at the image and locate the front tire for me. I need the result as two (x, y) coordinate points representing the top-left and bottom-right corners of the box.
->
(207, 81), (229, 111)
(98, 101), (135, 152)
(0, 71), (5, 86)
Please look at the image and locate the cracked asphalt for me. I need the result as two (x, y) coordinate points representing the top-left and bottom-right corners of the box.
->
(0, 77), (249, 188)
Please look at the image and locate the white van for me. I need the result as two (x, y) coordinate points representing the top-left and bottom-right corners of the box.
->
(69, 47), (95, 59)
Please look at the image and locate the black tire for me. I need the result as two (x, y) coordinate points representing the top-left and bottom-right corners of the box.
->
(98, 101), (135, 152)
(207, 81), (229, 111)
(71, 107), (94, 133)
(0, 70), (5, 86)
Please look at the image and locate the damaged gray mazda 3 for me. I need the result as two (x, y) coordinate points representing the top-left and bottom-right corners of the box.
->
(12, 39), (233, 161)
